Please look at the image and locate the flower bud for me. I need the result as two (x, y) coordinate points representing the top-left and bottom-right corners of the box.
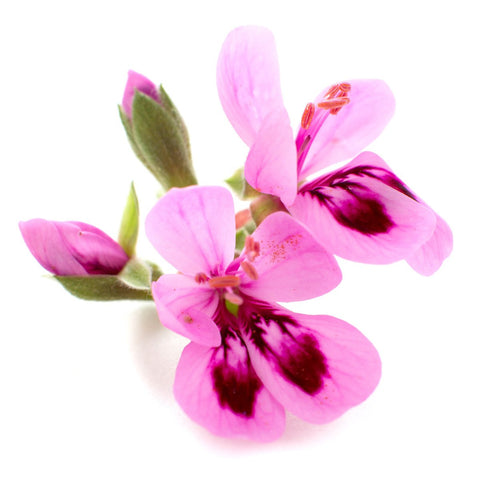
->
(119, 71), (197, 191)
(19, 219), (129, 276)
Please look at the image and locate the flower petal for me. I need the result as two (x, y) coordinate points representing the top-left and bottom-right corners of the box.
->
(245, 108), (297, 206)
(406, 213), (453, 275)
(19, 219), (128, 275)
(241, 301), (381, 424)
(240, 212), (341, 302)
(122, 70), (160, 118)
(297, 80), (395, 179)
(217, 26), (285, 146)
(174, 332), (285, 442)
(145, 186), (235, 275)
(289, 152), (437, 264)
(151, 274), (221, 347)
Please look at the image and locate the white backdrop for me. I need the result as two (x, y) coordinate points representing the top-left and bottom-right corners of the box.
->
(1, 0), (478, 478)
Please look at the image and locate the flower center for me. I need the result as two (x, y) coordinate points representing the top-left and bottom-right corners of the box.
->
(193, 236), (261, 307)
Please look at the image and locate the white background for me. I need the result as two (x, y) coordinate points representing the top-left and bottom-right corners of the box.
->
(1, 0), (478, 478)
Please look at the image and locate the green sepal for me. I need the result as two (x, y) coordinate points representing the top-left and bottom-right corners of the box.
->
(235, 227), (248, 256)
(54, 275), (153, 301)
(118, 182), (139, 257)
(118, 106), (149, 168)
(159, 85), (191, 160)
(131, 92), (197, 190)
(225, 167), (260, 200)
(54, 258), (162, 301)
(250, 194), (288, 226)
(118, 257), (160, 289)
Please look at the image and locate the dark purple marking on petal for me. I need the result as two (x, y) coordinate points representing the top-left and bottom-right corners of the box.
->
(210, 322), (263, 418)
(300, 164), (417, 236)
(240, 299), (330, 396)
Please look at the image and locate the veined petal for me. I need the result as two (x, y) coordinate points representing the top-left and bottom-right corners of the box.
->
(297, 80), (395, 180)
(217, 26), (285, 146)
(406, 213), (453, 275)
(174, 332), (285, 442)
(241, 301), (381, 424)
(145, 186), (235, 275)
(151, 274), (220, 347)
(290, 152), (437, 264)
(245, 108), (297, 206)
(240, 212), (341, 302)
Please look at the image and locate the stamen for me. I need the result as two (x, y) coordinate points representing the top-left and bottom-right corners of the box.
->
(301, 103), (316, 129)
(241, 261), (259, 280)
(317, 97), (350, 110)
(325, 84), (341, 99)
(339, 82), (351, 92)
(245, 235), (260, 261)
(224, 292), (244, 305)
(208, 275), (241, 289)
(297, 134), (311, 159)
(195, 272), (209, 284)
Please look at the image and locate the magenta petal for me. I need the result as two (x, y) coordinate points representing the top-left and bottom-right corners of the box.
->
(406, 214), (453, 275)
(217, 26), (285, 147)
(174, 335), (285, 442)
(245, 108), (297, 206)
(241, 302), (381, 424)
(122, 70), (160, 118)
(290, 152), (437, 264)
(240, 212), (341, 302)
(19, 219), (128, 275)
(151, 274), (221, 347)
(145, 186), (235, 275)
(297, 79), (395, 179)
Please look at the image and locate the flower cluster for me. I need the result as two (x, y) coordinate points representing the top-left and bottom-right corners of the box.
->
(20, 26), (452, 442)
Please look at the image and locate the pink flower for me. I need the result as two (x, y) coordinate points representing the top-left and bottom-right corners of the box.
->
(121, 70), (160, 118)
(217, 26), (452, 275)
(19, 219), (129, 276)
(146, 186), (381, 441)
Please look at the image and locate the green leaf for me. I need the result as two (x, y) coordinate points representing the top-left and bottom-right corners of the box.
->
(55, 275), (153, 301)
(118, 182), (139, 257)
(131, 93), (197, 190)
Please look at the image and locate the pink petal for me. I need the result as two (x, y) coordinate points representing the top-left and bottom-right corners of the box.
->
(217, 26), (285, 147)
(151, 274), (221, 347)
(241, 302), (381, 424)
(19, 219), (128, 276)
(145, 186), (235, 275)
(240, 212), (341, 302)
(174, 333), (286, 442)
(297, 79), (395, 180)
(122, 70), (160, 118)
(245, 108), (297, 206)
(406, 214), (453, 275)
(289, 152), (437, 264)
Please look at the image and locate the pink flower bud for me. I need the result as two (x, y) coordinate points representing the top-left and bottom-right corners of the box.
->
(19, 219), (129, 276)
(122, 70), (160, 118)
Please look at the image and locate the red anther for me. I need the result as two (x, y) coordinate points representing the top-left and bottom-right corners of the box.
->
(301, 103), (316, 129)
(195, 272), (209, 284)
(317, 97), (350, 110)
(325, 84), (341, 99)
(241, 261), (259, 280)
(208, 275), (241, 289)
(224, 292), (244, 305)
(339, 82), (351, 92)
(245, 235), (260, 261)
(245, 235), (255, 252)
